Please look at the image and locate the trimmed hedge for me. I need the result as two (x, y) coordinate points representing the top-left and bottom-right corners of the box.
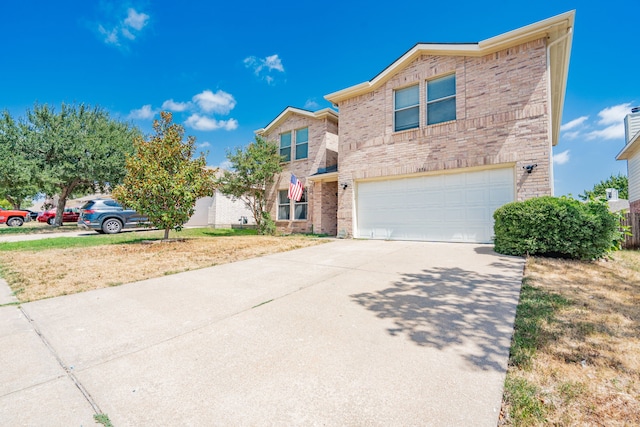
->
(493, 196), (621, 260)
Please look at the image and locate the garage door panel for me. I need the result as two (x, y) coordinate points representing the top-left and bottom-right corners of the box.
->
(421, 206), (444, 219)
(443, 173), (466, 186)
(490, 168), (514, 182)
(445, 189), (465, 206)
(464, 189), (488, 204)
(356, 168), (514, 243)
(467, 206), (489, 221)
(489, 186), (512, 201)
(422, 190), (445, 205)
(445, 207), (466, 222)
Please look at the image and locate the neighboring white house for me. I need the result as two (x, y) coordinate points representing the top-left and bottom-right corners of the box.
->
(184, 169), (257, 228)
(617, 107), (640, 213)
(184, 191), (255, 228)
(605, 188), (630, 213)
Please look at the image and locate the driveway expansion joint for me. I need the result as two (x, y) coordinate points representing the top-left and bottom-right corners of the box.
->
(19, 306), (103, 416)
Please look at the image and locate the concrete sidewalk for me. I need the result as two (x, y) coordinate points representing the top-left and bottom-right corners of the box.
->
(0, 240), (524, 426)
(0, 230), (93, 243)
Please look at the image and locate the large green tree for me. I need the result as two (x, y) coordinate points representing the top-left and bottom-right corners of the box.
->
(24, 103), (139, 225)
(579, 173), (628, 201)
(0, 111), (39, 208)
(217, 135), (282, 234)
(112, 111), (215, 240)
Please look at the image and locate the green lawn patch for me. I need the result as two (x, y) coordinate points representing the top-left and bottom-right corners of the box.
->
(0, 227), (257, 252)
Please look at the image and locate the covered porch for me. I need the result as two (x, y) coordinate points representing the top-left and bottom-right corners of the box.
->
(308, 166), (338, 236)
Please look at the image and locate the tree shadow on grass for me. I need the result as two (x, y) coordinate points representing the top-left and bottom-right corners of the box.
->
(350, 265), (523, 371)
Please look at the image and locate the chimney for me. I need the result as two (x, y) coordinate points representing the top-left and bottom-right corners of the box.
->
(605, 188), (619, 201)
(625, 107), (640, 143)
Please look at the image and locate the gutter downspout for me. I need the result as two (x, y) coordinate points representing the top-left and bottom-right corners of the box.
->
(546, 26), (573, 196)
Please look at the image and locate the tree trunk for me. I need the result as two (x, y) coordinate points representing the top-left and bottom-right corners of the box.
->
(6, 196), (20, 209)
(54, 180), (80, 226)
(246, 196), (262, 234)
(164, 227), (170, 240)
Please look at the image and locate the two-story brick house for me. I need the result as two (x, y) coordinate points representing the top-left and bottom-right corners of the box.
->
(260, 11), (574, 243)
(257, 107), (339, 235)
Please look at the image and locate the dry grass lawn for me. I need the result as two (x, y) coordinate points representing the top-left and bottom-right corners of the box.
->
(501, 250), (640, 426)
(1, 235), (325, 302)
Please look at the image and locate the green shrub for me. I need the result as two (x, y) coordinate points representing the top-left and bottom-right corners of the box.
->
(259, 211), (276, 235)
(493, 196), (621, 260)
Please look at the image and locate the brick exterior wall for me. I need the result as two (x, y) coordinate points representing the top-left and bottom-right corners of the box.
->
(311, 181), (338, 235)
(631, 199), (640, 214)
(335, 39), (552, 237)
(261, 113), (339, 234)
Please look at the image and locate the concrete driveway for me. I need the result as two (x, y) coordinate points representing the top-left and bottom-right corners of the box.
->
(0, 240), (524, 426)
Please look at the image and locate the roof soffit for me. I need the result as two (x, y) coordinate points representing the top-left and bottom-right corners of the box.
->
(617, 131), (640, 160)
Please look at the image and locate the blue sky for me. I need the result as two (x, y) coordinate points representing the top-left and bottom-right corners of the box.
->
(1, 1), (638, 198)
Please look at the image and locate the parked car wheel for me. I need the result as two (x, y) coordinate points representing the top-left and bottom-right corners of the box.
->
(47, 217), (55, 225)
(102, 218), (123, 234)
(7, 217), (24, 227)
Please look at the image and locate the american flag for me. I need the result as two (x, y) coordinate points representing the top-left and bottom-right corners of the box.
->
(288, 174), (304, 202)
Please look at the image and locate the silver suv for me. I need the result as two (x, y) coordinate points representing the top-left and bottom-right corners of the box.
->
(78, 199), (147, 234)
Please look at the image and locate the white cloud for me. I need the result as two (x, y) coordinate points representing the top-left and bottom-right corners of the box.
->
(96, 7), (149, 47)
(162, 99), (191, 112)
(553, 150), (570, 165)
(580, 103), (632, 140)
(304, 99), (320, 110)
(128, 104), (156, 120)
(121, 28), (135, 40)
(586, 124), (626, 140)
(98, 25), (119, 45)
(197, 141), (211, 148)
(217, 160), (233, 170)
(560, 103), (633, 142)
(597, 103), (632, 125)
(132, 88), (238, 131)
(560, 116), (588, 132)
(563, 131), (581, 140)
(244, 54), (285, 84)
(220, 118), (238, 131)
(263, 54), (284, 72)
(185, 114), (238, 131)
(192, 90), (236, 115)
(124, 8), (149, 31)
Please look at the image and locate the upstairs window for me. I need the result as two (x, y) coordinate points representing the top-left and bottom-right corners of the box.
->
(394, 84), (420, 131)
(280, 132), (291, 162)
(295, 128), (308, 160)
(427, 74), (456, 125)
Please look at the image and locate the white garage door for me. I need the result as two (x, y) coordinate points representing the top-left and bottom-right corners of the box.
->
(356, 168), (514, 243)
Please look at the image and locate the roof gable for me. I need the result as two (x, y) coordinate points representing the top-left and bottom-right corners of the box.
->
(325, 11), (574, 146)
(256, 107), (338, 135)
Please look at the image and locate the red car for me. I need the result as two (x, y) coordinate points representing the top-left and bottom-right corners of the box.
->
(0, 207), (29, 226)
(37, 208), (80, 225)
